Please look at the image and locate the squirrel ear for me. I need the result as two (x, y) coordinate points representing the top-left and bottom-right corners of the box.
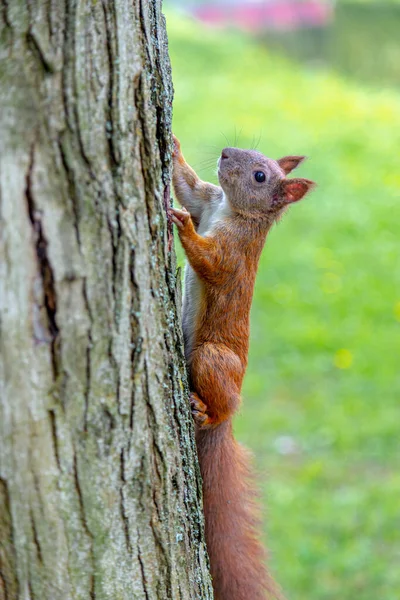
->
(277, 155), (307, 175)
(280, 178), (315, 204)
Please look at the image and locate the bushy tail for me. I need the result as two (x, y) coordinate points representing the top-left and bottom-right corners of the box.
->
(196, 420), (281, 600)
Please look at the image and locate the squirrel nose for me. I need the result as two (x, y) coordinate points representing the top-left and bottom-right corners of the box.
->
(221, 148), (231, 160)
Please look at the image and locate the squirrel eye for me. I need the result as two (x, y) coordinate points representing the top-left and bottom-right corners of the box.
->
(254, 171), (266, 183)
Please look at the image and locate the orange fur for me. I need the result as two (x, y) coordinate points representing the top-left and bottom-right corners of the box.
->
(170, 135), (315, 599)
(197, 421), (279, 600)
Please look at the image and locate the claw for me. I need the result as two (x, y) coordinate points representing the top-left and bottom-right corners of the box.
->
(190, 393), (211, 428)
(169, 207), (191, 229)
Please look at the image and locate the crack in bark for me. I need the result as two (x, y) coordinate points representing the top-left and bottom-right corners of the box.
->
(30, 509), (43, 564)
(72, 454), (91, 539)
(29, 428), (46, 522)
(119, 449), (132, 553)
(143, 363), (168, 500)
(134, 74), (160, 242)
(57, 134), (81, 247)
(106, 212), (121, 328)
(0, 573), (8, 600)
(109, 337), (121, 413)
(83, 341), (92, 434)
(129, 245), (142, 428)
(0, 477), (19, 599)
(25, 144), (60, 379)
(62, 0), (93, 172)
(129, 334), (143, 430)
(72, 452), (95, 599)
(82, 278), (93, 433)
(27, 575), (35, 600)
(48, 410), (61, 472)
(100, 0), (119, 168)
(100, 2), (124, 387)
(136, 528), (150, 600)
(61, 1), (73, 134)
(0, 0), (11, 29)
(45, 0), (52, 44)
(26, 30), (55, 74)
(138, 0), (153, 70)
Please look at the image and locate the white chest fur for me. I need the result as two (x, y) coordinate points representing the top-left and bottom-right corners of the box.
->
(181, 194), (232, 359)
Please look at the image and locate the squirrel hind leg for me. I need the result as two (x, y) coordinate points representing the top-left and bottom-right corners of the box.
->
(190, 342), (243, 426)
(190, 392), (212, 427)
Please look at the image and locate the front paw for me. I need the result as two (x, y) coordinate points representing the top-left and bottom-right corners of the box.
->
(169, 207), (193, 235)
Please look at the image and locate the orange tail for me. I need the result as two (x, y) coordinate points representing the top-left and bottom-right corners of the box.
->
(196, 420), (281, 600)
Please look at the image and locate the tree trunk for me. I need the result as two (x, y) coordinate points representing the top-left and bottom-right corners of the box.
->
(0, 2), (213, 599)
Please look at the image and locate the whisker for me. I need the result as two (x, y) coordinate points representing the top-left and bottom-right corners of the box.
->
(196, 162), (219, 174)
(220, 130), (231, 147)
(195, 151), (219, 159)
(236, 127), (243, 147)
(193, 158), (218, 169)
(195, 155), (218, 163)
(254, 130), (262, 151)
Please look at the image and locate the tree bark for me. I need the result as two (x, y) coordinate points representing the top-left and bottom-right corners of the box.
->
(0, 2), (213, 599)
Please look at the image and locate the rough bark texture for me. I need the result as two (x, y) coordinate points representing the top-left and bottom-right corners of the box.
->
(0, 2), (213, 599)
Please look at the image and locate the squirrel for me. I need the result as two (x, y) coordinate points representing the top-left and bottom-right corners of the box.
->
(169, 134), (315, 600)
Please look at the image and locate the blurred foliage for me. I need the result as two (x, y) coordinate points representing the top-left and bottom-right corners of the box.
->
(332, 3), (400, 86)
(337, 0), (400, 4)
(167, 11), (400, 600)
(262, 3), (400, 88)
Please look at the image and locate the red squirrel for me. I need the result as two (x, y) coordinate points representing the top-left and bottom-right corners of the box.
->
(169, 135), (315, 600)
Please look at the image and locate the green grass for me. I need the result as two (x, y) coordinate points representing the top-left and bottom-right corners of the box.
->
(167, 12), (400, 600)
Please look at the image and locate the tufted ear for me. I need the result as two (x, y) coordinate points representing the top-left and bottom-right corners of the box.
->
(280, 178), (315, 204)
(277, 155), (307, 175)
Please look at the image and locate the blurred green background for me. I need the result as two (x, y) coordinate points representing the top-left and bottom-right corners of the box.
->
(166, 5), (400, 599)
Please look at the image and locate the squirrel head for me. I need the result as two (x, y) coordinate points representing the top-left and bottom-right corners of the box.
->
(218, 147), (315, 220)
